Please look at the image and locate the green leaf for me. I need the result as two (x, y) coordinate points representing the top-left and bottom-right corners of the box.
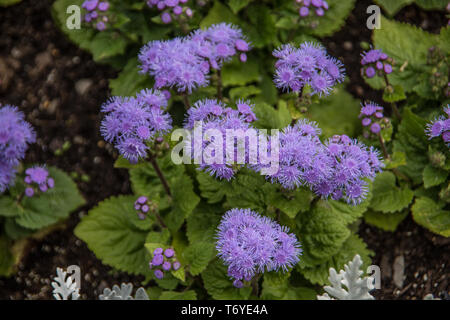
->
(0, 197), (21, 217)
(186, 203), (222, 244)
(310, 0), (356, 37)
(374, 0), (413, 16)
(164, 174), (200, 233)
(229, 85), (261, 101)
(411, 197), (450, 237)
(298, 234), (373, 285)
(0, 0), (21, 7)
(415, 0), (448, 10)
(90, 31), (128, 62)
(382, 85), (406, 103)
(196, 171), (232, 204)
(184, 242), (216, 276)
(253, 102), (291, 130)
(227, 0), (252, 14)
(261, 272), (316, 300)
(245, 4), (277, 48)
(393, 108), (429, 184)
(327, 194), (373, 225)
(384, 151), (407, 169)
(3, 218), (34, 240)
(364, 209), (409, 232)
(159, 290), (197, 300)
(297, 202), (351, 266)
(200, 0), (241, 28)
(75, 195), (151, 276)
(268, 188), (313, 219)
(15, 167), (85, 230)
(202, 259), (252, 300)
(0, 236), (13, 276)
(422, 164), (448, 189)
(109, 58), (153, 97)
(369, 171), (414, 213)
(221, 58), (260, 87)
(308, 85), (361, 138)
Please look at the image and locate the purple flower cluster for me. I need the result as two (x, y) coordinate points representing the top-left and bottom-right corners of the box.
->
(100, 89), (172, 163)
(149, 247), (181, 279)
(0, 105), (35, 193)
(183, 99), (257, 180)
(24, 166), (54, 198)
(254, 120), (383, 205)
(216, 208), (302, 287)
(146, 0), (192, 24)
(296, 0), (329, 18)
(134, 196), (157, 220)
(425, 105), (450, 147)
(273, 42), (345, 97)
(359, 101), (386, 136)
(82, 0), (110, 31)
(360, 49), (393, 79)
(138, 23), (250, 93)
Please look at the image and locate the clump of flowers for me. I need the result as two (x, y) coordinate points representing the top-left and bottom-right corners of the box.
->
(359, 101), (390, 138)
(146, 0), (192, 24)
(134, 196), (157, 220)
(253, 120), (383, 205)
(183, 99), (257, 180)
(82, 0), (110, 31)
(360, 48), (393, 79)
(273, 42), (345, 97)
(216, 208), (302, 288)
(24, 166), (54, 197)
(0, 105), (36, 192)
(138, 24), (250, 93)
(425, 105), (450, 147)
(296, 0), (329, 18)
(149, 247), (181, 279)
(100, 89), (172, 163)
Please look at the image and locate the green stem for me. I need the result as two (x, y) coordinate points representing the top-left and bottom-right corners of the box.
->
(383, 74), (402, 120)
(148, 154), (172, 197)
(217, 69), (223, 101)
(181, 92), (191, 110)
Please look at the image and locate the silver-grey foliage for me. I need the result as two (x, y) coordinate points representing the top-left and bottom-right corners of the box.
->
(317, 254), (375, 300)
(99, 283), (149, 300)
(52, 267), (80, 300)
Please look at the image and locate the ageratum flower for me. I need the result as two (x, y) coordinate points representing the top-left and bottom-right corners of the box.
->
(183, 99), (257, 180)
(100, 89), (172, 163)
(0, 105), (36, 192)
(296, 0), (329, 18)
(82, 0), (110, 31)
(139, 24), (250, 93)
(24, 166), (55, 197)
(149, 247), (181, 279)
(425, 105), (450, 147)
(146, 0), (192, 24)
(216, 208), (302, 286)
(360, 48), (393, 79)
(359, 101), (389, 136)
(273, 42), (345, 97)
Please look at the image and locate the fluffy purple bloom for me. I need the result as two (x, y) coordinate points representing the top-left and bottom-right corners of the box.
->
(273, 42), (345, 96)
(361, 48), (393, 80)
(100, 90), (172, 163)
(425, 105), (450, 147)
(23, 166), (54, 197)
(0, 105), (35, 192)
(216, 208), (302, 286)
(154, 269), (164, 279)
(359, 102), (386, 137)
(149, 246), (179, 279)
(134, 195), (155, 219)
(82, 0), (109, 30)
(183, 99), (257, 180)
(146, 0), (192, 22)
(295, 0), (328, 18)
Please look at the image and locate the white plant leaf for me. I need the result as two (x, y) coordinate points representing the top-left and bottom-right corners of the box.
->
(99, 283), (149, 300)
(52, 267), (80, 300)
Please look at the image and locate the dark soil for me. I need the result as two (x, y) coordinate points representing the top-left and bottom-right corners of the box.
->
(0, 0), (448, 300)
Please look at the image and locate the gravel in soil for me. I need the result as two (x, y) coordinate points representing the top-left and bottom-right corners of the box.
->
(0, 0), (448, 300)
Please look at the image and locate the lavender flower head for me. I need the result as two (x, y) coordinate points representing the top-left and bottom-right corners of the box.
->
(134, 196), (157, 220)
(0, 105), (36, 192)
(24, 166), (54, 197)
(82, 0), (110, 31)
(100, 89), (172, 163)
(360, 48), (393, 79)
(273, 42), (345, 97)
(149, 247), (181, 279)
(183, 99), (257, 180)
(216, 208), (302, 287)
(296, 0), (329, 18)
(425, 105), (450, 147)
(146, 0), (192, 24)
(359, 101), (388, 136)
(139, 24), (250, 93)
